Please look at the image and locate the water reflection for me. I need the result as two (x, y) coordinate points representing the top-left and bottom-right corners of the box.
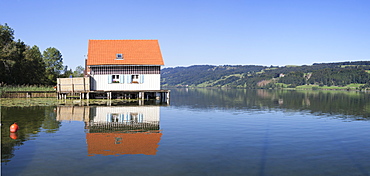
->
(56, 106), (89, 122)
(2, 89), (370, 175)
(1, 106), (60, 163)
(170, 88), (370, 119)
(56, 106), (162, 156)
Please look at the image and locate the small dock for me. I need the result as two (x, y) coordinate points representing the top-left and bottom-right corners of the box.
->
(56, 77), (170, 103)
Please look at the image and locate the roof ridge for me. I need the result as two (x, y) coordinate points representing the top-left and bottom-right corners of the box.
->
(89, 39), (158, 41)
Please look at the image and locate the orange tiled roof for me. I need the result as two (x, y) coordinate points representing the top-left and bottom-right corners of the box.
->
(87, 40), (164, 66)
(86, 132), (162, 156)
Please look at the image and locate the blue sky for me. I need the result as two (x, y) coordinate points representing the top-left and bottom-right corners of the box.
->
(1, 0), (369, 69)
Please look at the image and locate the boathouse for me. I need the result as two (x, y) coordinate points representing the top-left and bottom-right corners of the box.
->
(57, 39), (169, 101)
(56, 106), (162, 156)
(86, 40), (163, 91)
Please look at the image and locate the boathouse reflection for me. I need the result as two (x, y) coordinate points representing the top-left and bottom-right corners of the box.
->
(56, 106), (162, 156)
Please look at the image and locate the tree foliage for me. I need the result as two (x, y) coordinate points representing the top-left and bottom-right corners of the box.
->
(43, 47), (64, 84)
(0, 23), (84, 85)
(0, 23), (17, 84)
(278, 71), (306, 87)
(161, 62), (370, 89)
(161, 65), (265, 87)
(24, 45), (45, 84)
(309, 68), (370, 86)
(73, 66), (85, 77)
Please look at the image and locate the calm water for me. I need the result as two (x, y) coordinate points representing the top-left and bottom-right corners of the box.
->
(1, 89), (370, 176)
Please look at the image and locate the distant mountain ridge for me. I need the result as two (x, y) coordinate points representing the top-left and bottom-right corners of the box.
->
(161, 61), (370, 89)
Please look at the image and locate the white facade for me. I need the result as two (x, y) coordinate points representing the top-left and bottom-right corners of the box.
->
(91, 106), (160, 124)
(56, 106), (160, 124)
(90, 74), (161, 91)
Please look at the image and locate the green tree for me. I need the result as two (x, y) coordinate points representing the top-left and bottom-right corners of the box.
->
(1, 24), (45, 84)
(278, 71), (305, 86)
(0, 23), (16, 83)
(61, 65), (73, 78)
(0, 23), (14, 47)
(43, 47), (63, 84)
(23, 45), (45, 84)
(73, 65), (85, 77)
(11, 40), (28, 84)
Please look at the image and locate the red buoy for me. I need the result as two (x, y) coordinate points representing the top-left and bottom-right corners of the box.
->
(10, 123), (19, 133)
(10, 132), (18, 139)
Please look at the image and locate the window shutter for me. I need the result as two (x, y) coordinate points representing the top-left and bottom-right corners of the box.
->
(138, 114), (143, 123)
(119, 74), (124, 83)
(140, 75), (144, 83)
(127, 75), (132, 83)
(108, 75), (112, 84)
(119, 114), (124, 122)
(106, 114), (111, 122)
(124, 113), (128, 122)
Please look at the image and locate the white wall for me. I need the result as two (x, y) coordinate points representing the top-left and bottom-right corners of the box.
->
(92, 106), (160, 123)
(90, 74), (161, 91)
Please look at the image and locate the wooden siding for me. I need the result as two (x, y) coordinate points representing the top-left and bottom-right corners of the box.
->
(57, 77), (90, 93)
(90, 66), (160, 75)
(56, 106), (90, 122)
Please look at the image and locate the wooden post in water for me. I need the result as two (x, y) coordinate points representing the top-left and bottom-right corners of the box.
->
(167, 91), (170, 104)
(139, 92), (145, 100)
(107, 92), (112, 100)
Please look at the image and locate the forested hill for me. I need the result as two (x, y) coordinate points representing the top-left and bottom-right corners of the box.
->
(161, 61), (370, 89)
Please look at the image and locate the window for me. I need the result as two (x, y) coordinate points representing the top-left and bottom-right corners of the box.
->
(128, 75), (144, 84)
(112, 75), (120, 83)
(108, 75), (123, 84)
(116, 53), (123, 60)
(110, 113), (119, 122)
(129, 113), (144, 123)
(107, 113), (122, 122)
(131, 75), (139, 83)
(130, 113), (138, 122)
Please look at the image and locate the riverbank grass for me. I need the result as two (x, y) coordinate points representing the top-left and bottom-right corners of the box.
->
(295, 84), (365, 90)
(0, 85), (54, 96)
(0, 85), (54, 91)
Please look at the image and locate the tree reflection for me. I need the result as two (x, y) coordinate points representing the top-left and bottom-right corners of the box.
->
(1, 106), (61, 163)
(170, 88), (370, 119)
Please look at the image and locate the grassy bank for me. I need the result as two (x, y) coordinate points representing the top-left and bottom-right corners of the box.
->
(0, 98), (149, 107)
(295, 84), (366, 90)
(254, 83), (369, 91)
(271, 83), (369, 91)
(0, 85), (54, 96)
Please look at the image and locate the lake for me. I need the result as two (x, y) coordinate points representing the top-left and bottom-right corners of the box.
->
(1, 89), (370, 176)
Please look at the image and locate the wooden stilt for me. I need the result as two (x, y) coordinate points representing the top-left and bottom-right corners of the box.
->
(166, 91), (170, 104)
